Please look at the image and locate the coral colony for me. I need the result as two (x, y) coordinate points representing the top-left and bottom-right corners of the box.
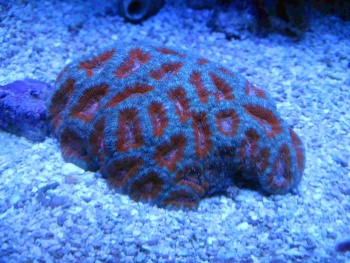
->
(48, 42), (305, 209)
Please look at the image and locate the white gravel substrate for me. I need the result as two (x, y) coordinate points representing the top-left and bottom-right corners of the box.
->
(0, 1), (350, 262)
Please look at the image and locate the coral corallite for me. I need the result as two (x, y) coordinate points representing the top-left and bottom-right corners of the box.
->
(48, 41), (305, 210)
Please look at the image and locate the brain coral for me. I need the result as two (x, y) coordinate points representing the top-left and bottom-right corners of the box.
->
(48, 41), (305, 209)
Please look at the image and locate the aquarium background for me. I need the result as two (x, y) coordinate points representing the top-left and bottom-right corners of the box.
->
(0, 0), (349, 262)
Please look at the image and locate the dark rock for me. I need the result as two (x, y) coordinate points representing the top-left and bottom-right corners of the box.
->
(313, 0), (350, 21)
(208, 5), (256, 40)
(31, 230), (44, 239)
(304, 238), (317, 251)
(49, 195), (70, 208)
(38, 182), (59, 193)
(187, 0), (218, 9)
(57, 214), (67, 226)
(0, 79), (52, 142)
(206, 248), (218, 256)
(44, 232), (55, 239)
(247, 216), (261, 226)
(117, 0), (164, 23)
(0, 202), (10, 214)
(333, 155), (349, 168)
(207, 0), (309, 37)
(71, 226), (82, 235)
(36, 182), (60, 206)
(1, 246), (20, 256)
(147, 238), (159, 246)
(339, 186), (350, 195)
(82, 196), (92, 203)
(336, 239), (350, 252)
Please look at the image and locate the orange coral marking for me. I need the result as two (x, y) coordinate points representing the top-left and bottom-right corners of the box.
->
(55, 65), (69, 84)
(59, 128), (95, 171)
(164, 189), (199, 209)
(267, 144), (292, 191)
(289, 127), (305, 174)
(106, 157), (143, 189)
(175, 165), (209, 196)
(115, 108), (144, 152)
(239, 129), (270, 175)
(60, 129), (87, 158)
(209, 72), (234, 101)
(216, 109), (240, 136)
(244, 105), (282, 137)
(70, 83), (109, 122)
(148, 102), (168, 137)
(155, 46), (186, 58)
(79, 49), (116, 77)
(89, 118), (106, 162)
(168, 87), (190, 123)
(113, 48), (151, 78)
(197, 58), (209, 65)
(239, 129), (260, 161)
(218, 67), (235, 77)
(190, 71), (209, 103)
(150, 62), (183, 80)
(49, 78), (76, 132)
(244, 81), (266, 98)
(130, 171), (164, 201)
(154, 134), (186, 171)
(104, 84), (154, 108)
(192, 112), (212, 158)
(255, 147), (270, 173)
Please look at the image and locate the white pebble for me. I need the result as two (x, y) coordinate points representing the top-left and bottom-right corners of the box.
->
(236, 222), (250, 231)
(207, 237), (216, 245)
(31, 154), (41, 161)
(149, 214), (158, 221)
(131, 209), (138, 216)
(45, 163), (54, 171)
(10, 194), (21, 205)
(61, 163), (84, 176)
(133, 230), (141, 236)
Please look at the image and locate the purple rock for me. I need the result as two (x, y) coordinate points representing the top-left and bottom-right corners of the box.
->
(49, 195), (70, 208)
(0, 78), (52, 141)
(336, 239), (350, 252)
